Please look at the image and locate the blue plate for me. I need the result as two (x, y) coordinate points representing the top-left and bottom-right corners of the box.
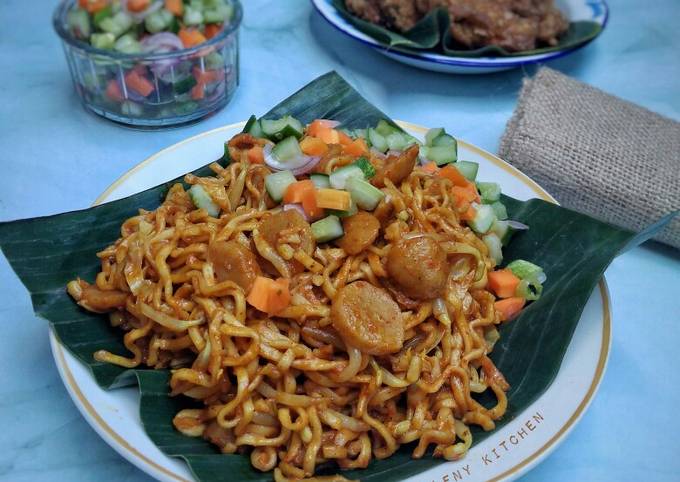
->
(312, 0), (609, 74)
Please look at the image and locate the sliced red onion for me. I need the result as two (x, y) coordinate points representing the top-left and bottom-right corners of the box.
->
(283, 204), (309, 221)
(122, 0), (163, 23)
(370, 147), (387, 160)
(141, 32), (184, 52)
(386, 149), (403, 157)
(507, 220), (530, 231)
(263, 144), (321, 176)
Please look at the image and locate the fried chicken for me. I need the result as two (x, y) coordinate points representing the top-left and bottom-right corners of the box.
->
(345, 0), (569, 52)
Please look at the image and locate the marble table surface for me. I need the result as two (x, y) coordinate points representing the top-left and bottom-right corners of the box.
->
(0, 0), (678, 480)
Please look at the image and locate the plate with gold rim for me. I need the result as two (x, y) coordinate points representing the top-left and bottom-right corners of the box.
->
(49, 120), (612, 482)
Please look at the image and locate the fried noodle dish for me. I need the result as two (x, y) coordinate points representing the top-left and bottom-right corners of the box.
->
(67, 117), (545, 481)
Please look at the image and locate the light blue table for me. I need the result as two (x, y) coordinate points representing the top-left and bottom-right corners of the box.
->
(1, 0), (678, 481)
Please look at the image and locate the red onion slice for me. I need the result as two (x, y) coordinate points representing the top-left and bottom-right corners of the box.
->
(283, 204), (309, 221)
(370, 147), (387, 160)
(263, 144), (321, 176)
(507, 220), (529, 231)
(141, 32), (184, 52)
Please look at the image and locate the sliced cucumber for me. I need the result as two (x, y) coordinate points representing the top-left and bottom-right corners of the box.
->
(490, 201), (508, 221)
(329, 164), (364, 190)
(368, 128), (388, 152)
(345, 177), (385, 211)
(468, 204), (496, 234)
(432, 134), (457, 148)
(90, 32), (116, 50)
(386, 132), (408, 151)
(506, 260), (544, 281)
(455, 161), (479, 181)
(189, 185), (220, 217)
(490, 219), (510, 242)
(261, 116), (304, 141)
(310, 174), (330, 189)
(311, 215), (344, 243)
(425, 128), (444, 146)
(353, 128), (368, 139)
(376, 119), (398, 137)
(183, 7), (203, 26)
(426, 146), (458, 166)
(245, 117), (265, 139)
(272, 136), (303, 162)
(145, 9), (173, 33)
(265, 170), (296, 203)
(352, 157), (375, 179)
(483, 233), (503, 265)
(478, 182), (501, 203)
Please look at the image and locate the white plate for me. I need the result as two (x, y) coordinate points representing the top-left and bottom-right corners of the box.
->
(50, 121), (612, 482)
(311, 0), (609, 74)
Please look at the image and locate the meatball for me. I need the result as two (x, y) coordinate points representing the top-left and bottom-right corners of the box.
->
(386, 236), (449, 300)
(336, 212), (381, 255)
(331, 281), (404, 356)
(208, 240), (262, 292)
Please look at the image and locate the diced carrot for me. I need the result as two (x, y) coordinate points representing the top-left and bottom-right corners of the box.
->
(307, 119), (338, 137)
(192, 67), (225, 85)
(337, 130), (353, 146)
(247, 145), (264, 164)
(488, 269), (521, 299)
(204, 23), (223, 39)
(164, 0), (183, 16)
(301, 189), (324, 220)
(421, 161), (439, 174)
(190, 82), (205, 100)
(343, 138), (368, 157)
(127, 0), (150, 12)
(495, 297), (526, 322)
(105, 79), (123, 102)
(124, 70), (154, 97)
(246, 277), (290, 315)
(315, 189), (351, 211)
(452, 184), (479, 205)
(439, 164), (470, 187)
(318, 128), (340, 145)
(300, 136), (329, 157)
(179, 28), (207, 48)
(460, 205), (476, 222)
(283, 180), (315, 204)
(79, 0), (109, 13)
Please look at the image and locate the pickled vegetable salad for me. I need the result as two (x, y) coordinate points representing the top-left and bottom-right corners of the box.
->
(189, 116), (546, 320)
(68, 0), (234, 53)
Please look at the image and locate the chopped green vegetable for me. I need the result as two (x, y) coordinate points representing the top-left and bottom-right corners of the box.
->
(67, 8), (91, 39)
(310, 174), (331, 189)
(425, 145), (457, 166)
(114, 33), (141, 54)
(506, 260), (544, 281)
(490, 201), (508, 220)
(431, 134), (457, 148)
(261, 116), (304, 141)
(264, 170), (296, 203)
(145, 9), (174, 33)
(173, 76), (197, 95)
(271, 136), (303, 162)
(425, 127), (444, 146)
(329, 164), (364, 190)
(183, 7), (204, 26)
(311, 215), (344, 242)
(367, 128), (388, 152)
(352, 157), (375, 179)
(188, 184), (220, 217)
(478, 182), (501, 203)
(90, 32), (116, 49)
(469, 203), (496, 233)
(455, 161), (479, 181)
(483, 233), (503, 265)
(516, 278), (543, 301)
(345, 176), (385, 211)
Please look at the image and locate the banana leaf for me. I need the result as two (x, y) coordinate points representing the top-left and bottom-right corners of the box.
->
(332, 0), (603, 58)
(0, 71), (666, 481)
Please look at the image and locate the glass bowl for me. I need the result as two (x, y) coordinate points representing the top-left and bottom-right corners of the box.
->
(53, 0), (242, 129)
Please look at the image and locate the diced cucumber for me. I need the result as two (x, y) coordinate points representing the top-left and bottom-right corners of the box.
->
(327, 198), (358, 218)
(516, 278), (543, 301)
(205, 51), (225, 69)
(455, 161), (479, 181)
(93, 6), (113, 28)
(68, 8), (91, 39)
(173, 75), (197, 94)
(352, 157), (375, 179)
(506, 260), (544, 281)
(426, 146), (457, 166)
(478, 182), (501, 203)
(311, 215), (344, 243)
(244, 117), (265, 139)
(483, 233), (503, 265)
(90, 32), (116, 50)
(329, 164), (364, 190)
(183, 7), (203, 26)
(468, 203), (496, 234)
(386, 132), (408, 151)
(432, 134), (457, 148)
(345, 177), (385, 211)
(204, 3), (233, 23)
(310, 174), (330, 189)
(272, 137), (303, 162)
(114, 33), (141, 54)
(189, 185), (220, 217)
(490, 219), (510, 243)
(368, 128), (388, 152)
(425, 128), (444, 146)
(353, 128), (367, 139)
(265, 170), (296, 203)
(261, 116), (304, 141)
(145, 9), (174, 33)
(376, 119), (398, 137)
(100, 11), (133, 37)
(490, 201), (508, 220)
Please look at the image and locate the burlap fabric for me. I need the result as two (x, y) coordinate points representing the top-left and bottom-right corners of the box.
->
(499, 67), (680, 249)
